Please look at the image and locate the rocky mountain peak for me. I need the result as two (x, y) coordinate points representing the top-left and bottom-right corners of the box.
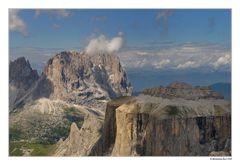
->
(9, 57), (39, 110)
(9, 57), (39, 90)
(15, 51), (132, 110)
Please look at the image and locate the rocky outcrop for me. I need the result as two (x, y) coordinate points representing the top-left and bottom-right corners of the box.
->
(9, 57), (39, 90)
(54, 114), (103, 156)
(142, 82), (224, 100)
(42, 51), (132, 109)
(89, 96), (136, 156)
(9, 47), (134, 156)
(13, 51), (132, 110)
(53, 96), (135, 156)
(44, 51), (132, 104)
(9, 57), (39, 110)
(10, 51), (132, 154)
(113, 107), (230, 156)
(9, 55), (231, 157)
(90, 94), (231, 156)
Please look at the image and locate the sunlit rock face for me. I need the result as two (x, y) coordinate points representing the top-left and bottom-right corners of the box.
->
(90, 91), (230, 156)
(12, 51), (132, 110)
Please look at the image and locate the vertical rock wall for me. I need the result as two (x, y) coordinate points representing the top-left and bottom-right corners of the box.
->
(111, 104), (231, 156)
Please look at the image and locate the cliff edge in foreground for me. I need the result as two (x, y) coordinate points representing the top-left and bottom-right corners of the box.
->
(56, 82), (231, 156)
(89, 83), (231, 156)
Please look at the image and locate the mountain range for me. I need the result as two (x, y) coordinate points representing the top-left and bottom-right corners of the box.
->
(9, 52), (231, 156)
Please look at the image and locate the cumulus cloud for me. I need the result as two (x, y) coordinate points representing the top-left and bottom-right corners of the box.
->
(34, 9), (71, 19)
(118, 42), (230, 71)
(154, 59), (170, 69)
(9, 9), (27, 35)
(176, 61), (197, 69)
(212, 54), (231, 69)
(85, 33), (123, 55)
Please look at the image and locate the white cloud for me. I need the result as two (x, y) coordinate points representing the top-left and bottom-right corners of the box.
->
(118, 43), (230, 71)
(9, 9), (27, 35)
(85, 33), (123, 55)
(34, 9), (70, 19)
(212, 54), (231, 69)
(154, 59), (170, 69)
(176, 61), (197, 69)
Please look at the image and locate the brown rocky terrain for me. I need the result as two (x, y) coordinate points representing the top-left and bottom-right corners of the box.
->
(111, 101), (230, 156)
(142, 82), (224, 100)
(55, 92), (231, 156)
(93, 94), (231, 156)
(9, 51), (131, 149)
(54, 114), (103, 156)
(9, 55), (231, 157)
(12, 51), (132, 111)
(54, 96), (134, 156)
(60, 87), (230, 156)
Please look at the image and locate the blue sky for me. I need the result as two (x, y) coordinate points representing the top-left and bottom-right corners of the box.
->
(10, 9), (231, 48)
(9, 9), (231, 90)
